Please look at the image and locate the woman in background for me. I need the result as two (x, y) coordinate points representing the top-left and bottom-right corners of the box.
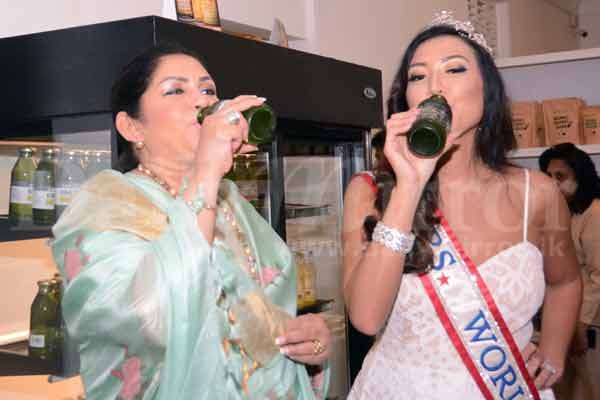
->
(540, 142), (600, 400)
(342, 11), (581, 399)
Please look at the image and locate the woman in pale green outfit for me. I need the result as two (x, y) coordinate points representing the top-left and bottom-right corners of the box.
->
(51, 43), (331, 399)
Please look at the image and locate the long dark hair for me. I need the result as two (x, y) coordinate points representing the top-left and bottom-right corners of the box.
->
(539, 142), (600, 214)
(368, 25), (515, 273)
(110, 42), (205, 172)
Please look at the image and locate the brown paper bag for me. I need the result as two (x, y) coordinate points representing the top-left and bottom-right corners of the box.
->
(511, 101), (545, 148)
(542, 98), (585, 145)
(582, 106), (600, 145)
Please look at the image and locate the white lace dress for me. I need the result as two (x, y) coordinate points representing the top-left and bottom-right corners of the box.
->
(348, 170), (555, 400)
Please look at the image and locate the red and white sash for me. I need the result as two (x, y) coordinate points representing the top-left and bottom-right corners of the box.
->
(419, 212), (541, 400)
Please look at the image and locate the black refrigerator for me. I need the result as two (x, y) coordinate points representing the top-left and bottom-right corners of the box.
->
(0, 16), (382, 398)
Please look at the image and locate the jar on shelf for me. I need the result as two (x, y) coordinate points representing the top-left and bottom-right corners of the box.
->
(29, 280), (62, 363)
(56, 150), (86, 218)
(9, 147), (37, 227)
(32, 148), (57, 226)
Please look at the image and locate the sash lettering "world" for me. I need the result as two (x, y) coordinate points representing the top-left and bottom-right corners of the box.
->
(428, 226), (534, 400)
(465, 310), (525, 399)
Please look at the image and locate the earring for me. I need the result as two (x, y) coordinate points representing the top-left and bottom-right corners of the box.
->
(135, 141), (145, 150)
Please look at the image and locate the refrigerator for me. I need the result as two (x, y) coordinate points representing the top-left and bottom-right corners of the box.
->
(0, 16), (383, 398)
(227, 121), (369, 398)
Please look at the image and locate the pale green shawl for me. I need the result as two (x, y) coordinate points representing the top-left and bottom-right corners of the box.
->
(51, 170), (328, 399)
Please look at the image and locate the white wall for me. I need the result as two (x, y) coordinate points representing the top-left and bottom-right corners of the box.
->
(578, 0), (600, 49)
(508, 0), (579, 57)
(311, 0), (469, 111)
(0, 0), (163, 38)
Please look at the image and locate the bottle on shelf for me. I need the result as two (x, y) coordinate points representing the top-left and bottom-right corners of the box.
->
(236, 154), (259, 205)
(85, 150), (111, 179)
(32, 148), (57, 226)
(29, 279), (63, 364)
(55, 150), (86, 218)
(8, 147), (37, 227)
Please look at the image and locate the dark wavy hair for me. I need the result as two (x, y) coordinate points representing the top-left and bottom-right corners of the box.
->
(366, 25), (515, 273)
(539, 142), (600, 214)
(111, 42), (205, 172)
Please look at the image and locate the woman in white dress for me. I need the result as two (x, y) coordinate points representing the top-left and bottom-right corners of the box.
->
(342, 12), (582, 400)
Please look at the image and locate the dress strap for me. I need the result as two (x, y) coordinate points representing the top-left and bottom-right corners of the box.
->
(523, 169), (530, 242)
(356, 171), (378, 194)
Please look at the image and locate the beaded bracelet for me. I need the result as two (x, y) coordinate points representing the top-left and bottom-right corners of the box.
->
(179, 176), (217, 214)
(372, 221), (415, 254)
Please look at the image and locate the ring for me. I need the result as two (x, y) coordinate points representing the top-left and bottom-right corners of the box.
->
(225, 110), (242, 125)
(541, 360), (557, 375)
(311, 339), (325, 356)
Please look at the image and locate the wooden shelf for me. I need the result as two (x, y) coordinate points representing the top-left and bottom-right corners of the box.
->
(507, 143), (600, 159)
(497, 47), (600, 69)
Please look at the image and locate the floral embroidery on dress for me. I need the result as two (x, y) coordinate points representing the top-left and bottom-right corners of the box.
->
(64, 235), (89, 281)
(111, 347), (142, 400)
(64, 249), (84, 281)
(260, 266), (281, 286)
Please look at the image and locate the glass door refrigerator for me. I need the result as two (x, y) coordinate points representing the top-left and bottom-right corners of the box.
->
(227, 121), (369, 399)
(0, 17), (383, 398)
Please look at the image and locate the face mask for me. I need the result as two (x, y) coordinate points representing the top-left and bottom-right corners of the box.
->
(558, 179), (578, 197)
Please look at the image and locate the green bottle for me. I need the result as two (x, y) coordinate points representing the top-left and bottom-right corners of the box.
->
(9, 148), (37, 227)
(29, 280), (62, 363)
(32, 149), (57, 226)
(407, 94), (453, 157)
(197, 100), (276, 145)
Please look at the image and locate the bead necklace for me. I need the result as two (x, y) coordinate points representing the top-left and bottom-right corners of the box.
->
(220, 203), (259, 282)
(137, 164), (178, 197)
(137, 163), (260, 282)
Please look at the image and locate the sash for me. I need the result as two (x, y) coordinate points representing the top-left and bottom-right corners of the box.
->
(419, 211), (541, 400)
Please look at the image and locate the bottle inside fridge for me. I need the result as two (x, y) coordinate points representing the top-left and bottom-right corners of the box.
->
(283, 149), (352, 399)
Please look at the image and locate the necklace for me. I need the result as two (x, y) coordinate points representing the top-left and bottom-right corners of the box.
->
(137, 164), (260, 283)
(220, 203), (259, 282)
(137, 164), (178, 197)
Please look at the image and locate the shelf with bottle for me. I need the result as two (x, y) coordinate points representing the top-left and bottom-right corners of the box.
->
(285, 203), (330, 219)
(2, 143), (111, 242)
(0, 276), (65, 377)
(507, 143), (600, 159)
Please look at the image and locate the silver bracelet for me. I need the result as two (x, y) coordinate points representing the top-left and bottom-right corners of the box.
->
(372, 221), (415, 254)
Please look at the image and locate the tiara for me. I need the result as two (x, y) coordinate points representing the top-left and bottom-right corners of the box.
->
(427, 10), (493, 55)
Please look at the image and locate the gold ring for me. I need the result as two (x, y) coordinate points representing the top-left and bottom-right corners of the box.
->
(312, 339), (325, 355)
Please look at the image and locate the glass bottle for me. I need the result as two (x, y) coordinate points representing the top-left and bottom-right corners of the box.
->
(29, 280), (62, 363)
(295, 251), (307, 309)
(302, 250), (317, 306)
(175, 0), (194, 21)
(55, 150), (86, 218)
(407, 94), (453, 157)
(85, 150), (110, 179)
(252, 155), (270, 215)
(197, 100), (276, 145)
(236, 155), (259, 204)
(32, 149), (56, 226)
(9, 147), (37, 227)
